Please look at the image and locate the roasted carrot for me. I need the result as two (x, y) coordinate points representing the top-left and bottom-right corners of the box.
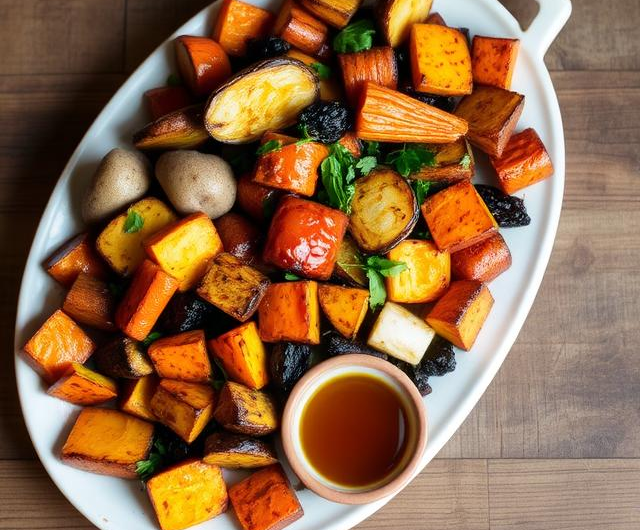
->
(45, 233), (107, 288)
(450, 233), (512, 282)
(236, 173), (282, 222)
(148, 329), (212, 383)
(214, 212), (261, 265)
(144, 86), (193, 120)
(338, 46), (398, 105)
(471, 36), (520, 90)
(47, 363), (117, 405)
(275, 0), (329, 57)
(175, 36), (232, 97)
(62, 273), (116, 331)
(212, 0), (275, 56)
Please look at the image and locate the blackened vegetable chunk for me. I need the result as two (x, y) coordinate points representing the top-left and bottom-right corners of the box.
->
(298, 101), (351, 144)
(269, 342), (313, 395)
(246, 36), (291, 59)
(159, 291), (215, 334)
(325, 331), (389, 361)
(402, 87), (456, 113)
(420, 335), (456, 377)
(475, 184), (531, 227)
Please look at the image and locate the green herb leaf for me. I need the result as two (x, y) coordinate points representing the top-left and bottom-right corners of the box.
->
(284, 272), (301, 281)
(123, 210), (144, 233)
(333, 20), (376, 53)
(136, 438), (168, 481)
(363, 141), (380, 157)
(355, 156), (377, 175)
(365, 256), (408, 277)
(459, 153), (472, 169)
(366, 268), (386, 310)
(166, 73), (182, 87)
(355, 255), (408, 310)
(311, 62), (332, 80)
(142, 331), (163, 347)
(256, 139), (282, 155)
(411, 180), (431, 206)
(385, 144), (436, 178)
(295, 137), (314, 146)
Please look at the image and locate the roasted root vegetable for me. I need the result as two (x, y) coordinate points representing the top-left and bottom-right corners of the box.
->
(349, 168), (418, 254)
(45, 233), (107, 287)
(426, 280), (494, 350)
(450, 233), (512, 282)
(150, 379), (216, 443)
(214, 212), (261, 265)
(490, 128), (554, 194)
(120, 374), (159, 421)
(204, 432), (277, 468)
(115, 259), (179, 341)
(214, 382), (278, 435)
(236, 173), (282, 222)
(286, 49), (342, 100)
(425, 12), (446, 25)
(411, 138), (474, 184)
(385, 240), (450, 303)
(338, 132), (362, 157)
(471, 36), (520, 90)
(410, 24), (473, 96)
(159, 291), (215, 335)
(94, 336), (154, 379)
(148, 330), (212, 383)
(204, 58), (319, 143)
(144, 86), (193, 120)
(333, 235), (367, 286)
(454, 85), (525, 157)
(147, 459), (228, 530)
(212, 0), (275, 56)
(269, 342), (313, 395)
(367, 302), (435, 364)
(22, 310), (95, 383)
(208, 322), (269, 390)
(144, 212), (224, 291)
(47, 363), (117, 405)
(355, 82), (468, 143)
(376, 0), (433, 47)
(258, 281), (320, 344)
(338, 46), (398, 105)
(229, 464), (303, 530)
(318, 284), (369, 339)
(61, 408), (154, 478)
(274, 0), (329, 56)
(62, 273), (116, 331)
(197, 253), (270, 321)
(133, 105), (209, 150)
(300, 0), (361, 28)
(422, 181), (498, 252)
(96, 197), (177, 276)
(175, 36), (231, 97)
(263, 196), (348, 280)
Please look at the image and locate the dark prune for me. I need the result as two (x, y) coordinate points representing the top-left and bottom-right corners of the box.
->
(297, 101), (351, 144)
(246, 37), (291, 59)
(420, 336), (456, 377)
(475, 184), (531, 228)
(270, 342), (313, 395)
(325, 331), (388, 360)
(158, 291), (215, 334)
(392, 360), (433, 396)
(402, 88), (456, 113)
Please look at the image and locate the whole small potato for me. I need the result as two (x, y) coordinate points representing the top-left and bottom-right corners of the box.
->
(82, 148), (151, 224)
(156, 150), (236, 219)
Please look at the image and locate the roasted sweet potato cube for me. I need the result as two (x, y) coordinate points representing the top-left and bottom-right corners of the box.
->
(229, 464), (303, 530)
(386, 240), (450, 303)
(148, 329), (212, 383)
(490, 128), (554, 194)
(22, 309), (95, 383)
(318, 284), (369, 339)
(145, 212), (224, 291)
(451, 233), (512, 282)
(454, 85), (525, 157)
(47, 363), (117, 405)
(212, 0), (275, 56)
(45, 233), (108, 287)
(258, 281), (320, 344)
(147, 459), (228, 530)
(422, 181), (498, 252)
(120, 374), (159, 421)
(412, 138), (474, 184)
(410, 24), (472, 96)
(94, 335), (154, 379)
(62, 273), (117, 331)
(61, 408), (154, 478)
(116, 259), (179, 341)
(203, 432), (277, 468)
(214, 382), (278, 435)
(197, 253), (270, 322)
(471, 36), (520, 90)
(208, 322), (269, 390)
(426, 280), (494, 350)
(151, 379), (216, 443)
(97, 197), (177, 276)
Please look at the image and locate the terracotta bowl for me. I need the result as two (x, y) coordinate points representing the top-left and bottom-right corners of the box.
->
(281, 354), (428, 504)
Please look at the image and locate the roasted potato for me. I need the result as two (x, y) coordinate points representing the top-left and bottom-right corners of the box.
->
(213, 382), (278, 436)
(133, 105), (209, 150)
(376, 0), (433, 47)
(203, 432), (277, 468)
(93, 335), (154, 379)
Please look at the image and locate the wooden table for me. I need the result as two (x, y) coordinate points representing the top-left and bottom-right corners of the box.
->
(1, 0), (639, 528)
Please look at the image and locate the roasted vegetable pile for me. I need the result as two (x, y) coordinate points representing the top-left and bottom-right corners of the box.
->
(22, 1), (555, 529)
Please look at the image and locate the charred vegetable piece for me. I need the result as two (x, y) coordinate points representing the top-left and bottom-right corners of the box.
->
(420, 335), (456, 377)
(402, 88), (456, 113)
(204, 431), (278, 469)
(475, 184), (531, 227)
(326, 331), (389, 360)
(269, 342), (313, 394)
(392, 360), (432, 396)
(159, 291), (215, 335)
(297, 101), (351, 144)
(246, 36), (291, 59)
(94, 335), (154, 379)
(213, 381), (278, 435)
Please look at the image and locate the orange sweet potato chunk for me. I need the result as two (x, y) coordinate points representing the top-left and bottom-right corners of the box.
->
(421, 181), (498, 253)
(208, 322), (269, 390)
(147, 459), (228, 530)
(62, 273), (117, 331)
(213, 382), (278, 435)
(45, 233), (107, 288)
(450, 233), (512, 282)
(213, 0), (275, 56)
(61, 408), (154, 478)
(471, 36), (520, 90)
(148, 329), (212, 383)
(22, 309), (96, 383)
(47, 363), (117, 405)
(116, 259), (179, 341)
(229, 464), (303, 530)
(120, 374), (159, 422)
(490, 128), (554, 194)
(425, 280), (494, 350)
(318, 284), (369, 339)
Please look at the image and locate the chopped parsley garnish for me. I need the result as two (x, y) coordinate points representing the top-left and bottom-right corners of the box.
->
(385, 144), (436, 177)
(123, 210), (144, 233)
(333, 20), (376, 53)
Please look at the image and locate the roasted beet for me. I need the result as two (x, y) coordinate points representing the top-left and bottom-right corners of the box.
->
(420, 336), (456, 377)
(392, 360), (432, 396)
(269, 342), (313, 395)
(297, 101), (351, 144)
(325, 331), (388, 361)
(158, 291), (215, 334)
(475, 184), (531, 227)
(246, 36), (291, 59)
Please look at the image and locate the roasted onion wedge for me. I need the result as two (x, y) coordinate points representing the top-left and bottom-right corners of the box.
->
(349, 168), (418, 254)
(204, 58), (319, 144)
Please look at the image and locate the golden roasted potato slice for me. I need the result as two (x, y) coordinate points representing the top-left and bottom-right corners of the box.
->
(133, 105), (209, 150)
(376, 0), (433, 47)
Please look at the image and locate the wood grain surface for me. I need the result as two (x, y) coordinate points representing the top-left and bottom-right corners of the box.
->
(1, 0), (639, 528)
